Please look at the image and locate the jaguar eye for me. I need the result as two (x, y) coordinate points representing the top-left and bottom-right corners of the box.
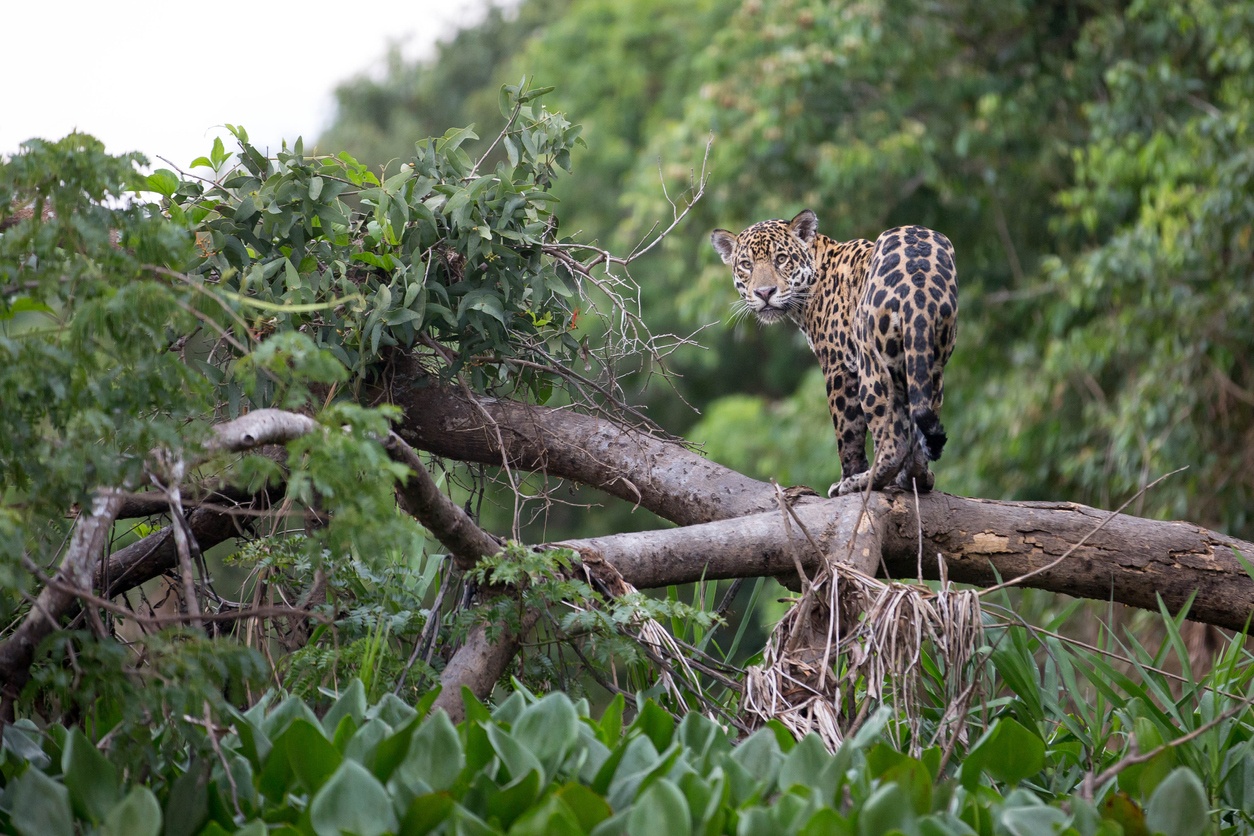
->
(774, 254), (789, 267)
(738, 259), (752, 272)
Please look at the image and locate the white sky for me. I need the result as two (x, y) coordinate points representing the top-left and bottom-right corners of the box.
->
(1, 0), (494, 169)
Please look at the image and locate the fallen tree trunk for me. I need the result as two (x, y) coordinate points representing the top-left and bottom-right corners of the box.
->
(561, 492), (1254, 632)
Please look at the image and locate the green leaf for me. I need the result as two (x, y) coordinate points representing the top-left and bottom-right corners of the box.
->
(554, 783), (613, 832)
(961, 717), (1044, 788)
(321, 678), (368, 736)
(591, 697), (623, 749)
(1145, 768), (1208, 836)
(5, 768), (73, 836)
(729, 727), (784, 795)
(163, 761), (210, 836)
(628, 778), (691, 836)
(630, 699), (675, 752)
(390, 708), (464, 793)
(400, 792), (455, 834)
(0, 719), (51, 767)
(145, 168), (179, 197)
(437, 125), (479, 154)
(309, 760), (398, 836)
(101, 787), (161, 836)
(486, 768), (542, 828)
(856, 782), (917, 836)
(62, 728), (120, 823)
(511, 692), (579, 779)
(284, 719), (343, 792)
(509, 793), (585, 836)
(485, 722), (543, 783)
(999, 796), (1068, 836)
(779, 733), (833, 795)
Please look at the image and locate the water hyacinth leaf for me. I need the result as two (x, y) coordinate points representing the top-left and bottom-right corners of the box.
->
(630, 699), (675, 752)
(628, 778), (691, 836)
(511, 692), (580, 777)
(855, 782), (917, 836)
(62, 728), (120, 823)
(283, 719), (342, 792)
(485, 723), (543, 783)
(6, 768), (74, 836)
(400, 792), (456, 834)
(309, 760), (398, 836)
(391, 709), (464, 793)
(486, 769), (545, 829)
(101, 787), (162, 836)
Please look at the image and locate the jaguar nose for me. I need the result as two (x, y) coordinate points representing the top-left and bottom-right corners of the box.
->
(753, 287), (777, 304)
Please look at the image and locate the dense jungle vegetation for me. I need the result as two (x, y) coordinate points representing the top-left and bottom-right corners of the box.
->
(2, 0), (1254, 833)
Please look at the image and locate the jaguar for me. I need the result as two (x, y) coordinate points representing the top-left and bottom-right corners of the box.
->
(710, 209), (958, 496)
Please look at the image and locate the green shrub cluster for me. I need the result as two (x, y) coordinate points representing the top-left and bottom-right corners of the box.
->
(0, 680), (1226, 835)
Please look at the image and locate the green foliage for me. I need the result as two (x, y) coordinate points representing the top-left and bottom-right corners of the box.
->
(0, 80), (600, 737)
(2, 678), (1246, 835)
(321, 0), (1254, 540)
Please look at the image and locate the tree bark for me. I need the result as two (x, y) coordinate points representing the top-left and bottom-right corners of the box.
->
(387, 359), (776, 526)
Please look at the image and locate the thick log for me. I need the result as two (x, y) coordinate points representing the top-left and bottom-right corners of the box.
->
(388, 360), (776, 527)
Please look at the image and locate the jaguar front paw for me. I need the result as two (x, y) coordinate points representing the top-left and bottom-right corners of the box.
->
(828, 474), (869, 497)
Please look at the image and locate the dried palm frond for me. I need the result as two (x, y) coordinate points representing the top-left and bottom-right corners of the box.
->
(744, 538), (985, 753)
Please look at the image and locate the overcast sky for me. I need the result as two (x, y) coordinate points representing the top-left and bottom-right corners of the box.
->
(1, 0), (493, 169)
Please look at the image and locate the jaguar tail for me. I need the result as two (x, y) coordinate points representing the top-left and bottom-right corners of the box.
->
(914, 409), (947, 461)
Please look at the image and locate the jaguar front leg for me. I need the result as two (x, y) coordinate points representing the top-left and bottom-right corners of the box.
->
(824, 364), (869, 498)
(832, 350), (911, 496)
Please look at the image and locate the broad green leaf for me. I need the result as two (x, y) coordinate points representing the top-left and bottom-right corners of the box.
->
(800, 807), (853, 836)
(779, 733), (833, 796)
(101, 787), (161, 836)
(1145, 768), (1208, 836)
(1000, 804), (1068, 836)
(145, 168), (179, 197)
(62, 728), (120, 823)
(400, 792), (455, 834)
(509, 793), (584, 836)
(321, 678), (368, 736)
(961, 718), (1044, 788)
(555, 783), (613, 832)
(163, 761), (210, 836)
(261, 694), (321, 740)
(512, 692), (579, 778)
(730, 727), (784, 794)
(284, 719), (343, 792)
(628, 778), (691, 836)
(630, 700), (675, 753)
(856, 782), (918, 836)
(485, 723), (543, 784)
(6, 768), (73, 836)
(391, 708), (464, 793)
(309, 760), (398, 836)
(485, 768), (542, 828)
(0, 719), (51, 767)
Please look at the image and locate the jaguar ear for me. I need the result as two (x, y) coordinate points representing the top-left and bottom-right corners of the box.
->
(710, 229), (738, 265)
(789, 209), (818, 245)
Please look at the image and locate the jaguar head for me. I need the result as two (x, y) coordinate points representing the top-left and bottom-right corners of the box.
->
(710, 209), (818, 325)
